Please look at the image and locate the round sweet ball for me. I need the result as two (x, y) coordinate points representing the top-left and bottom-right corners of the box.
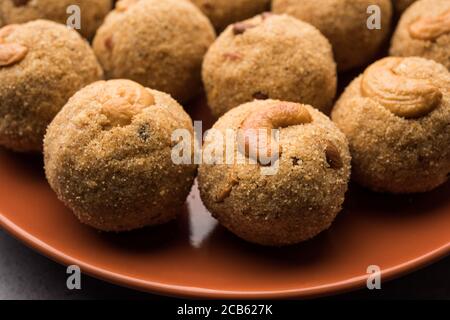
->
(332, 57), (450, 193)
(44, 79), (197, 232)
(0, 20), (103, 152)
(202, 14), (337, 118)
(198, 99), (351, 246)
(0, 0), (112, 39)
(390, 0), (450, 70)
(393, 0), (417, 14)
(190, 0), (270, 31)
(272, 0), (392, 72)
(93, 0), (215, 104)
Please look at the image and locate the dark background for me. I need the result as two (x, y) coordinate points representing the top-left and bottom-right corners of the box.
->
(0, 229), (448, 300)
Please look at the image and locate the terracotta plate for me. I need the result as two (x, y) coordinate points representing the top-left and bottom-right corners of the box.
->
(0, 99), (449, 299)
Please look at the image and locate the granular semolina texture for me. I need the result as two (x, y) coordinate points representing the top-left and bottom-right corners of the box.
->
(332, 57), (450, 193)
(198, 99), (351, 246)
(44, 79), (197, 232)
(0, 20), (103, 152)
(272, 0), (392, 72)
(202, 14), (337, 117)
(390, 0), (450, 70)
(93, 0), (215, 104)
(0, 0), (112, 39)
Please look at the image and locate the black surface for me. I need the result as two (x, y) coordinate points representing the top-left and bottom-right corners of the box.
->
(0, 229), (448, 300)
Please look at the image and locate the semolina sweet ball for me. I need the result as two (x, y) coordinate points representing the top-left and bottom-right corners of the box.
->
(198, 99), (351, 246)
(0, 20), (103, 152)
(202, 14), (337, 117)
(272, 0), (393, 72)
(0, 0), (112, 39)
(390, 0), (450, 70)
(332, 57), (450, 193)
(190, 0), (270, 31)
(44, 79), (197, 232)
(93, 0), (215, 103)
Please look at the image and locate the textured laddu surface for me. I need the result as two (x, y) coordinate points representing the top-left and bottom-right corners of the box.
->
(199, 99), (351, 246)
(272, 0), (393, 72)
(332, 57), (450, 193)
(44, 80), (197, 232)
(202, 14), (337, 118)
(0, 0), (112, 39)
(390, 0), (450, 70)
(93, 0), (215, 103)
(0, 20), (103, 152)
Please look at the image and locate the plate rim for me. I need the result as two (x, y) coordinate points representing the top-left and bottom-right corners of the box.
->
(1, 213), (449, 299)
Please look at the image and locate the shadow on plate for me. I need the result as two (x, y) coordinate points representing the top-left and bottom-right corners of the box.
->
(0, 147), (45, 180)
(344, 181), (450, 218)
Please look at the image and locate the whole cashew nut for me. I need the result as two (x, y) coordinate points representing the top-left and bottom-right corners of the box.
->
(0, 25), (19, 40)
(361, 58), (442, 118)
(100, 80), (155, 127)
(409, 9), (450, 40)
(0, 25), (28, 67)
(238, 102), (313, 164)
